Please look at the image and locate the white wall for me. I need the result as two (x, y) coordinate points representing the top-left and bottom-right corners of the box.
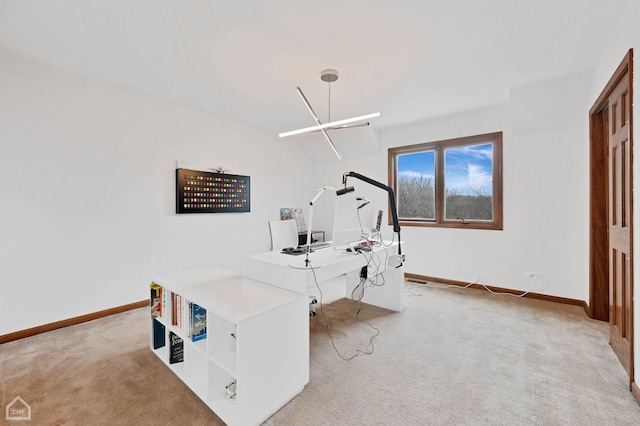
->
(0, 55), (314, 335)
(315, 94), (591, 302)
(588, 0), (640, 393)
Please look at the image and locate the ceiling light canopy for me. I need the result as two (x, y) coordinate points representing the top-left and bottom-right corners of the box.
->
(279, 69), (381, 160)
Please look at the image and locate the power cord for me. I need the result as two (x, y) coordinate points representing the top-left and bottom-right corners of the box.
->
(309, 260), (380, 361)
(407, 276), (547, 298)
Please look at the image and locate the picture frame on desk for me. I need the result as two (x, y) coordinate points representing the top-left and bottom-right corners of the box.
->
(280, 208), (291, 220)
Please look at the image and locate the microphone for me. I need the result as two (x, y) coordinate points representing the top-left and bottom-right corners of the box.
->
(336, 186), (355, 196)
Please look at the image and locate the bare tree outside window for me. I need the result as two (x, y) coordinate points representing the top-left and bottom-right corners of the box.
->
(445, 185), (493, 221)
(398, 174), (435, 219)
(389, 132), (502, 230)
(397, 150), (435, 220)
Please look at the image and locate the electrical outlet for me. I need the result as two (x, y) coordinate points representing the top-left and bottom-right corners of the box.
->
(524, 272), (539, 280)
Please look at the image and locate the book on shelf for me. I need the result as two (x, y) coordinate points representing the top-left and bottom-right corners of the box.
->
(171, 292), (175, 325)
(150, 283), (162, 318)
(177, 294), (182, 328)
(171, 292), (184, 329)
(190, 302), (207, 342)
(169, 331), (184, 364)
(162, 288), (166, 318)
(152, 318), (166, 350)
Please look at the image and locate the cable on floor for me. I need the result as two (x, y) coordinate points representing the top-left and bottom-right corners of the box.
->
(407, 276), (546, 298)
(308, 260), (380, 361)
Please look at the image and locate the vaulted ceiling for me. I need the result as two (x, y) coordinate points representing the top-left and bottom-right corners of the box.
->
(0, 0), (630, 140)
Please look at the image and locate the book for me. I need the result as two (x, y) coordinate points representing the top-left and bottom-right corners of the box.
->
(152, 318), (166, 349)
(176, 294), (182, 328)
(171, 292), (176, 326)
(169, 331), (184, 364)
(171, 292), (184, 329)
(186, 302), (192, 339)
(150, 283), (162, 318)
(161, 288), (166, 318)
(190, 303), (207, 342)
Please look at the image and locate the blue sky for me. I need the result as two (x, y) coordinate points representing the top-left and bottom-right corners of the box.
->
(397, 143), (493, 195)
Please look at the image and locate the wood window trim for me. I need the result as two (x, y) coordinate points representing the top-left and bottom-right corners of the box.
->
(388, 131), (503, 230)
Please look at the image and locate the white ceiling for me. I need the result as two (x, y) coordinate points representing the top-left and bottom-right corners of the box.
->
(0, 0), (630, 137)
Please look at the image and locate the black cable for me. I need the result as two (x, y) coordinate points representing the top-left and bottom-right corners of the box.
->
(361, 247), (387, 288)
(351, 277), (366, 302)
(308, 260), (379, 361)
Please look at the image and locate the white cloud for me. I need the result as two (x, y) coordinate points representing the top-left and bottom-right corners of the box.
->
(453, 145), (493, 161)
(467, 163), (492, 192)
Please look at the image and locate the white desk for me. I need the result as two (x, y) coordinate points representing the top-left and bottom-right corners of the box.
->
(243, 242), (407, 312)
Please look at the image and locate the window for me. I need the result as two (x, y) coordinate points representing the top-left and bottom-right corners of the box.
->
(388, 132), (502, 230)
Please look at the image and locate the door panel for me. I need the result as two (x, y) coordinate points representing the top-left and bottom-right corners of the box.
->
(608, 69), (632, 375)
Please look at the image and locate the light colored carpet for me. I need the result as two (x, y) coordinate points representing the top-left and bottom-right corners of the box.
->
(1, 280), (639, 425)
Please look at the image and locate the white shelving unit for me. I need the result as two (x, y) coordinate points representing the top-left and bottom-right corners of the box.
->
(150, 266), (309, 426)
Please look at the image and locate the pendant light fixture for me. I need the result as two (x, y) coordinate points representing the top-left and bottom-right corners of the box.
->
(279, 69), (381, 160)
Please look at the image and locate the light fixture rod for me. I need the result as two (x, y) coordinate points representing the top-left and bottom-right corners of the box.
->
(278, 111), (380, 138)
(328, 80), (331, 122)
(292, 87), (342, 160)
(296, 87), (321, 124)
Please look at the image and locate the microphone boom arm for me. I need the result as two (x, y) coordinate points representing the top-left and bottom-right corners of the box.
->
(341, 171), (403, 261)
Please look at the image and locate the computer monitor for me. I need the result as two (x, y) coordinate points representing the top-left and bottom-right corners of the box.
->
(331, 196), (374, 249)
